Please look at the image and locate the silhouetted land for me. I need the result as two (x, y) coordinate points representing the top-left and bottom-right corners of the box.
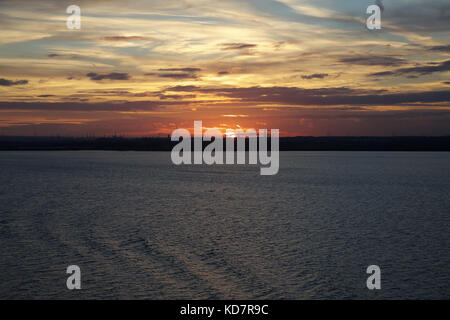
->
(1, 136), (449, 151)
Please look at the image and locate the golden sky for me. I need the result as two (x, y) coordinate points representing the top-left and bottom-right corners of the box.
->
(0, 0), (449, 136)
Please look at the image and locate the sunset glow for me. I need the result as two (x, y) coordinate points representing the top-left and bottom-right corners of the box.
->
(0, 0), (449, 136)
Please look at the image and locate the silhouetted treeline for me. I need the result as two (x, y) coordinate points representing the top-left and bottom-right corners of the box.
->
(0, 136), (449, 151)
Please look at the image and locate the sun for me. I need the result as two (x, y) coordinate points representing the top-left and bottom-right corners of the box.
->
(225, 130), (237, 138)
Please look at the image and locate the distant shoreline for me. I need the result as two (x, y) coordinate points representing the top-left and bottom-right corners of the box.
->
(1, 136), (449, 151)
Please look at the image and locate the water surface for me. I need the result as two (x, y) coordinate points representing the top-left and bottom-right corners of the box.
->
(0, 151), (449, 299)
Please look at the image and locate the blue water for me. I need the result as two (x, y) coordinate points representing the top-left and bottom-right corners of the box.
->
(0, 151), (449, 299)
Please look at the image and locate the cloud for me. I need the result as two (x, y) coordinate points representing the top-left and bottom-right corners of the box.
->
(339, 56), (406, 66)
(166, 85), (200, 92)
(222, 114), (248, 118)
(100, 36), (152, 41)
(158, 68), (201, 72)
(221, 43), (257, 50)
(0, 78), (28, 86)
(430, 45), (450, 52)
(47, 53), (81, 59)
(145, 67), (201, 80)
(370, 60), (450, 77)
(301, 73), (328, 80)
(157, 73), (198, 79)
(167, 85), (449, 106)
(0, 100), (165, 111)
(158, 94), (196, 100)
(86, 72), (130, 81)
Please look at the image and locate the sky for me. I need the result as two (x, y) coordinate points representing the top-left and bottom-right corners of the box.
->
(0, 0), (449, 137)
